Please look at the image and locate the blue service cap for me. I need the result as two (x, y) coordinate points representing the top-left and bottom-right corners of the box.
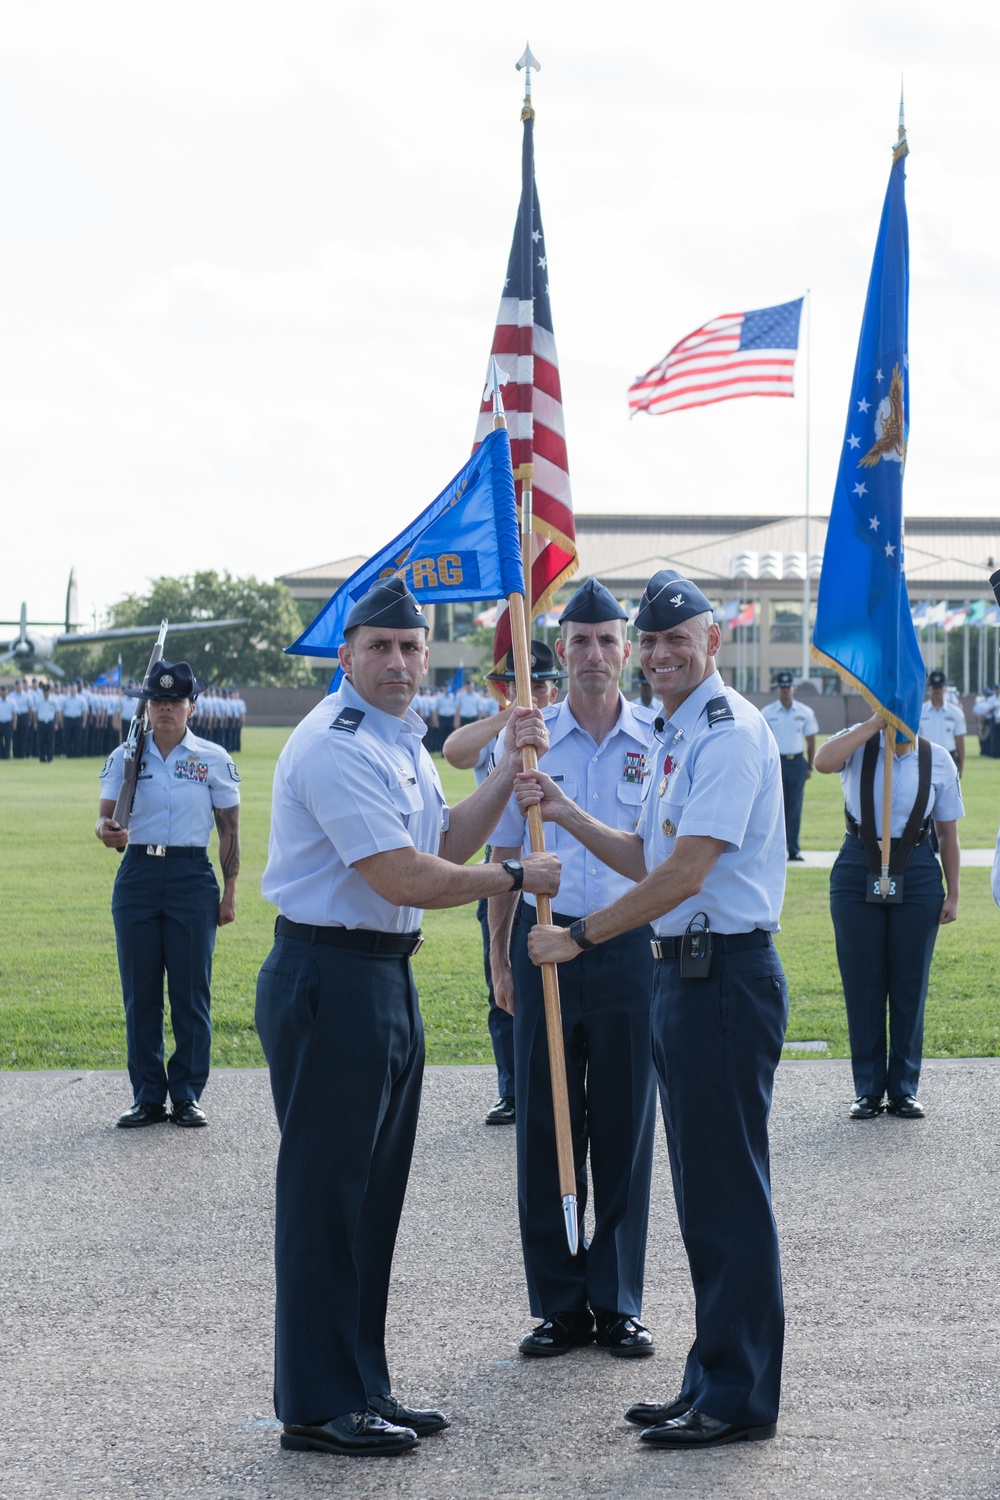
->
(345, 575), (429, 633)
(558, 577), (627, 625)
(634, 571), (713, 631)
(774, 671), (794, 688)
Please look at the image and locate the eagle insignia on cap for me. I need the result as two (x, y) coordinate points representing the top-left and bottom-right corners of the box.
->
(159, 674), (174, 688)
(670, 594), (684, 607)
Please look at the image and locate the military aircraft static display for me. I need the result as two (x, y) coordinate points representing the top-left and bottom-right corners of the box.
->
(0, 572), (245, 678)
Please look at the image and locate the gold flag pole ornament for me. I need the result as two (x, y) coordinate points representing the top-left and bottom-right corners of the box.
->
(490, 357), (579, 1257)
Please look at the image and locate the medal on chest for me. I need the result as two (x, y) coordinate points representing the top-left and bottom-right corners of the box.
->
(658, 754), (677, 797)
(662, 818), (676, 837)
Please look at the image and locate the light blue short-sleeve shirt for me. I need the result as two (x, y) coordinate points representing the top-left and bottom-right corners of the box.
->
(99, 727), (240, 846)
(261, 678), (449, 931)
(831, 728), (964, 834)
(492, 694), (655, 917)
(638, 671), (787, 936)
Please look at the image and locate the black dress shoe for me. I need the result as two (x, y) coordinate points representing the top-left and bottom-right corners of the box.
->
(886, 1094), (925, 1118)
(594, 1311), (654, 1358)
(170, 1100), (208, 1127)
(281, 1410), (418, 1456)
(625, 1397), (690, 1427)
(849, 1094), (885, 1120)
(787, 853), (805, 861)
(116, 1101), (167, 1129)
(369, 1392), (449, 1436)
(485, 1095), (515, 1125)
(639, 1407), (776, 1447)
(519, 1309), (595, 1356)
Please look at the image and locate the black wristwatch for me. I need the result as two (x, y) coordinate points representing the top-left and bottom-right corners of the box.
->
(502, 859), (525, 892)
(569, 918), (597, 951)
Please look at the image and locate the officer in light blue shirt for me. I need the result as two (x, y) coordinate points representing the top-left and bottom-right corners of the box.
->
(254, 575), (559, 1460)
(0, 684), (15, 759)
(35, 683), (60, 762)
(490, 578), (658, 1361)
(97, 660), (241, 1130)
(522, 569), (789, 1448)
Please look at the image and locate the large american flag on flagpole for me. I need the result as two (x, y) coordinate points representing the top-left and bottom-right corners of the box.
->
(628, 298), (803, 418)
(473, 103), (577, 673)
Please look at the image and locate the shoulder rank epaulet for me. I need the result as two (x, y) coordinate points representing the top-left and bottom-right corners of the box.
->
(330, 707), (365, 734)
(705, 694), (734, 727)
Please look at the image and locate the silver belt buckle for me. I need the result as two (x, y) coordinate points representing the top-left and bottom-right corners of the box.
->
(650, 939), (663, 959)
(146, 844), (166, 858)
(410, 934), (424, 956)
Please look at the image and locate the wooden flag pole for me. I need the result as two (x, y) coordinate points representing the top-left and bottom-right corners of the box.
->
(507, 588), (579, 1256)
(491, 358), (578, 1256)
(879, 732), (893, 897)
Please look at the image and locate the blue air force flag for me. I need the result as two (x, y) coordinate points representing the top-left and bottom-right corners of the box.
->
(287, 428), (525, 658)
(812, 125), (925, 745)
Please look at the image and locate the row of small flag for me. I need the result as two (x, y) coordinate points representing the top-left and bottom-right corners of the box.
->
(913, 601), (1000, 630)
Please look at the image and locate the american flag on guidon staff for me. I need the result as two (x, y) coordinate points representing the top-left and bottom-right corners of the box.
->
(473, 96), (577, 674)
(628, 299), (804, 417)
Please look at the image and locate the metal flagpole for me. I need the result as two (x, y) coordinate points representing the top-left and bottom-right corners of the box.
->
(491, 356), (579, 1258)
(802, 288), (812, 685)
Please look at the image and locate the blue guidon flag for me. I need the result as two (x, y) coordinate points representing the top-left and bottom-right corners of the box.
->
(286, 428), (525, 660)
(812, 114), (924, 747)
(628, 299), (803, 417)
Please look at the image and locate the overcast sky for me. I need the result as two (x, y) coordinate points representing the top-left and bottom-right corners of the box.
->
(2, 0), (998, 631)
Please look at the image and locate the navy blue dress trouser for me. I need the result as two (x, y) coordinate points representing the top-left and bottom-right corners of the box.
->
(112, 848), (218, 1105)
(477, 897), (515, 1098)
(255, 935), (424, 1426)
(830, 836), (943, 1100)
(652, 937), (788, 1428)
(511, 904), (656, 1319)
(780, 754), (809, 857)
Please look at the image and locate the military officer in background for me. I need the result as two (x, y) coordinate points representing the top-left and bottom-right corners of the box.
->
(761, 671), (818, 861)
(490, 578), (658, 1360)
(0, 684), (15, 759)
(521, 570), (789, 1447)
(920, 670), (965, 775)
(61, 682), (87, 758)
(10, 680), (31, 758)
(35, 683), (60, 762)
(443, 640), (564, 1126)
(255, 576), (559, 1461)
(96, 661), (241, 1130)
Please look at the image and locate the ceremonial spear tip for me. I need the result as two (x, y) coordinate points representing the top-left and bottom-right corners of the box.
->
(516, 42), (541, 74)
(562, 1194), (580, 1256)
(898, 77), (905, 138)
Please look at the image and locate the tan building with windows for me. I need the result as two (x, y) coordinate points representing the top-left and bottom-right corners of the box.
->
(279, 514), (1000, 695)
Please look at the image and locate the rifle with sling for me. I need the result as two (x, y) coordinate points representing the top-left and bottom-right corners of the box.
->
(112, 621), (168, 840)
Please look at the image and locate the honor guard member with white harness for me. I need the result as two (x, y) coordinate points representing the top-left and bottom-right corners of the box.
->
(490, 578), (658, 1360)
(443, 641), (564, 1127)
(96, 661), (241, 1129)
(520, 570), (789, 1448)
(255, 576), (559, 1461)
(761, 671), (818, 860)
(815, 716), (962, 1120)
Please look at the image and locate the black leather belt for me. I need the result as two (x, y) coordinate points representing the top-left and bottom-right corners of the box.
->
(650, 929), (772, 960)
(275, 915), (423, 956)
(843, 822), (929, 847)
(781, 753), (804, 761)
(129, 845), (208, 858)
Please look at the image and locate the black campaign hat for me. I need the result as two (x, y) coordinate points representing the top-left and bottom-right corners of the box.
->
(928, 669), (947, 688)
(558, 577), (627, 625)
(146, 660), (207, 701)
(345, 575), (428, 632)
(487, 639), (565, 683)
(634, 571), (713, 630)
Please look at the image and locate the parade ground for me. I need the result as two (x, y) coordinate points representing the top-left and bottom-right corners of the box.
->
(2, 1060), (998, 1500)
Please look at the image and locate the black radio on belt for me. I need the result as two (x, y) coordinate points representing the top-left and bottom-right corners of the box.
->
(679, 912), (713, 979)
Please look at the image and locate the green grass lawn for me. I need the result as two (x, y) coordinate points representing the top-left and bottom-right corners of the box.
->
(1, 729), (998, 1071)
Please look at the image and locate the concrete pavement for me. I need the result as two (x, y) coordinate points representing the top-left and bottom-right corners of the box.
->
(1, 1062), (998, 1500)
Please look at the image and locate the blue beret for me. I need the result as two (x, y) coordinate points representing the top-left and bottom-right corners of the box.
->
(559, 577), (628, 624)
(634, 572), (713, 631)
(345, 576), (429, 632)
